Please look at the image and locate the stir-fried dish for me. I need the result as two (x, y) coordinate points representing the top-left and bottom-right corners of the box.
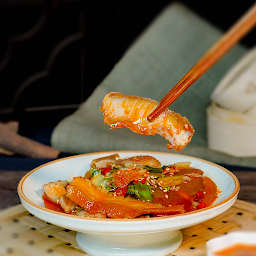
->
(43, 154), (219, 219)
(100, 92), (195, 151)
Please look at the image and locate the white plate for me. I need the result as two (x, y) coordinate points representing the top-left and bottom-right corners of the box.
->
(18, 151), (240, 256)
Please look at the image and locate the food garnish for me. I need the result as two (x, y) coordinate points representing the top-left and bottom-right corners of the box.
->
(42, 154), (219, 219)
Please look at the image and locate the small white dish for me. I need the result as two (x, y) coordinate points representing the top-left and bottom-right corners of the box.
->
(17, 151), (240, 256)
(211, 45), (256, 113)
(207, 231), (256, 256)
(207, 101), (256, 157)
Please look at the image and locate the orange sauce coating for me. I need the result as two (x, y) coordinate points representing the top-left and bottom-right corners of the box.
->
(100, 92), (195, 151)
(214, 243), (256, 256)
(66, 177), (184, 218)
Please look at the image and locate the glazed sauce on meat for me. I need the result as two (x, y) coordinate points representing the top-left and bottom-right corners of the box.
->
(100, 92), (195, 151)
(153, 168), (218, 212)
(214, 243), (256, 256)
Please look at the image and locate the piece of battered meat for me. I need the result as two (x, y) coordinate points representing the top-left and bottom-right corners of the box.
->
(100, 92), (194, 151)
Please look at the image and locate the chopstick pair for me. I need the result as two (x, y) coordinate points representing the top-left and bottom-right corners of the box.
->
(147, 2), (256, 122)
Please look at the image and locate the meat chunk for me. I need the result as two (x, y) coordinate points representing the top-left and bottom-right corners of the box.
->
(91, 154), (120, 169)
(43, 180), (68, 203)
(59, 194), (77, 213)
(66, 177), (184, 219)
(76, 210), (107, 218)
(115, 155), (161, 168)
(100, 92), (194, 151)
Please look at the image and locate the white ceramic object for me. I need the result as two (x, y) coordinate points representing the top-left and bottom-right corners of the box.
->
(207, 101), (256, 157)
(211, 46), (256, 113)
(17, 151), (240, 256)
(207, 231), (256, 256)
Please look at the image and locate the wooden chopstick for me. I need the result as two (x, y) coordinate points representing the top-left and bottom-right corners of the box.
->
(147, 2), (256, 122)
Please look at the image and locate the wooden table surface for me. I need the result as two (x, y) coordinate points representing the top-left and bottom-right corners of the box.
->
(1, 169), (256, 210)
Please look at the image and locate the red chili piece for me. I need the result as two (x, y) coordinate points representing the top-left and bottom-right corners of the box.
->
(115, 186), (128, 196)
(133, 178), (146, 184)
(198, 202), (207, 209)
(195, 191), (204, 199)
(101, 167), (112, 175)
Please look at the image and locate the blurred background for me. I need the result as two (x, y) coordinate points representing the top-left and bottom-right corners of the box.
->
(1, 0), (256, 211)
(0, 0), (256, 130)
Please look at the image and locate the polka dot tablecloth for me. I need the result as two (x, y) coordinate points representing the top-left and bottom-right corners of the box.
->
(1, 200), (256, 256)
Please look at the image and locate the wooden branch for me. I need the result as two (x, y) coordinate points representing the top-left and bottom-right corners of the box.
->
(0, 121), (19, 155)
(0, 123), (60, 158)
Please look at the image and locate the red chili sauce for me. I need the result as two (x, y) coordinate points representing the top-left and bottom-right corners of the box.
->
(42, 194), (64, 213)
(214, 243), (256, 256)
